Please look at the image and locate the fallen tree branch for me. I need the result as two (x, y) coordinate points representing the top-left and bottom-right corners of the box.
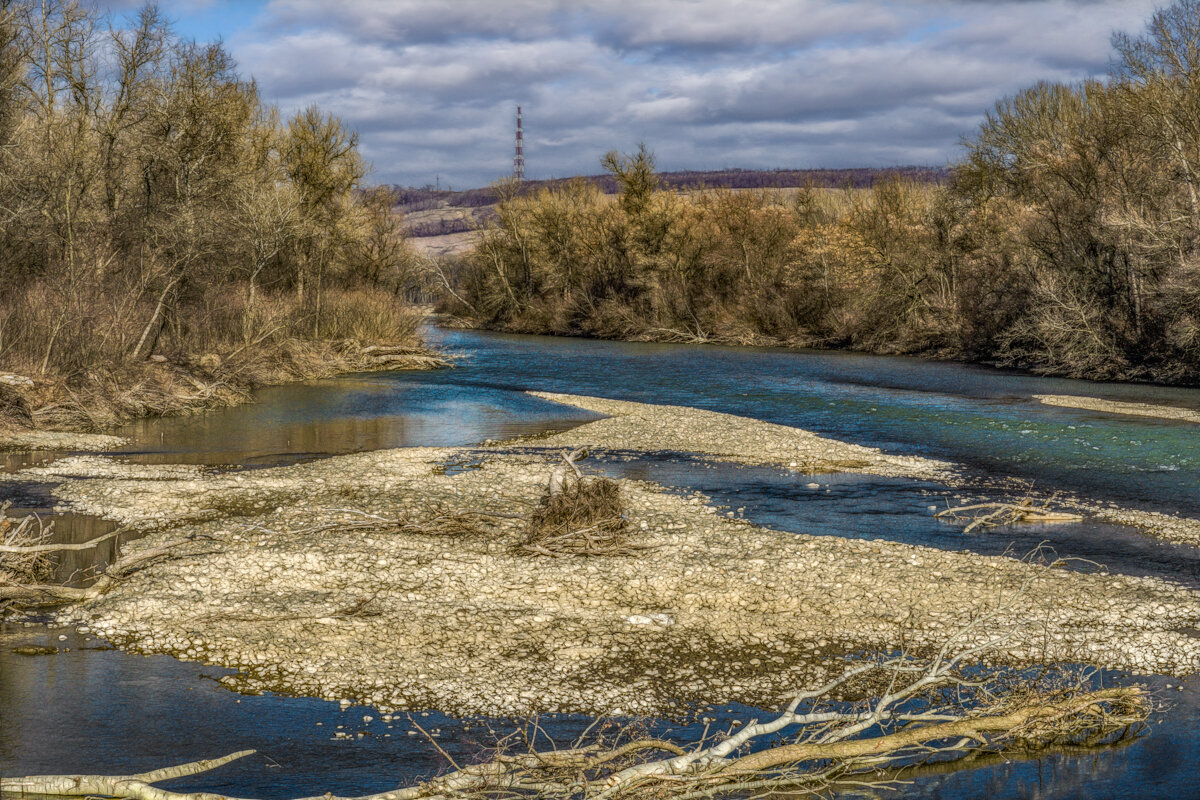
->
(0, 525), (128, 554)
(0, 683), (1149, 800)
(1, 506), (55, 586)
(548, 447), (588, 497)
(523, 465), (642, 557)
(937, 497), (1082, 533)
(0, 535), (202, 607)
(2, 750), (256, 800)
(724, 687), (1144, 773)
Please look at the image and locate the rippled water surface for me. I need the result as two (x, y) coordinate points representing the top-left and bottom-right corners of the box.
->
(4, 328), (1200, 798)
(117, 328), (1200, 516)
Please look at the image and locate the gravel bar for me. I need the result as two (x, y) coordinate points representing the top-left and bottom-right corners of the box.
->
(13, 395), (1196, 718)
(1034, 394), (1200, 424)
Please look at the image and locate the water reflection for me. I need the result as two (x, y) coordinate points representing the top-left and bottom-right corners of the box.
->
(117, 376), (601, 467)
(0, 450), (55, 474)
(1, 497), (122, 586)
(0, 626), (1195, 800)
(893, 677), (1200, 799)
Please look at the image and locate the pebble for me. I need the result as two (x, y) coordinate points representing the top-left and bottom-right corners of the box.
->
(32, 392), (1200, 718)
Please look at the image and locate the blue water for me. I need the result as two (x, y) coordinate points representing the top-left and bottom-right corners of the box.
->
(121, 328), (1200, 518)
(2, 626), (1196, 800)
(585, 454), (1200, 589)
(409, 330), (1199, 517)
(5, 328), (1200, 799)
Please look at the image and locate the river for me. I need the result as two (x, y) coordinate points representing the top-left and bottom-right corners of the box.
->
(3, 327), (1200, 798)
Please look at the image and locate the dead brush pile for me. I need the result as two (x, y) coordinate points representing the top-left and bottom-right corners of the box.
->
(0, 503), (54, 585)
(523, 474), (642, 557)
(0, 382), (34, 428)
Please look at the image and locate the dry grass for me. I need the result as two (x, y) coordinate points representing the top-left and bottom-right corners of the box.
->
(0, 383), (33, 428)
(0, 284), (433, 432)
(522, 476), (644, 557)
(312, 289), (423, 344)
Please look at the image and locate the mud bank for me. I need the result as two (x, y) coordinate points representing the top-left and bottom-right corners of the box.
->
(11, 397), (1194, 719)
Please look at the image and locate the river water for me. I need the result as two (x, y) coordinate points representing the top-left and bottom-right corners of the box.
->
(3, 328), (1200, 798)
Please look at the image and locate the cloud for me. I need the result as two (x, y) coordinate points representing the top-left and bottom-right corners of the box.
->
(194, 0), (1169, 186)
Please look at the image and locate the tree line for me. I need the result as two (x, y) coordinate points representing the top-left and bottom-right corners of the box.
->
(450, 0), (1200, 384)
(0, 0), (421, 419)
(392, 166), (947, 217)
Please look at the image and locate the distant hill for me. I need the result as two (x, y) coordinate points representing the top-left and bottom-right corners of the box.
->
(391, 165), (950, 217)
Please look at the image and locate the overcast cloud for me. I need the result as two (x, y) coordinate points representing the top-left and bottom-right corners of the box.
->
(118, 0), (1164, 187)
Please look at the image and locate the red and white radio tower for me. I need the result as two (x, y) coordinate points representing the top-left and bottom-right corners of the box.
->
(513, 105), (525, 181)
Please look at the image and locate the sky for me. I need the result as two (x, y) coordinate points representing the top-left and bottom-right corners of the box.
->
(102, 0), (1162, 189)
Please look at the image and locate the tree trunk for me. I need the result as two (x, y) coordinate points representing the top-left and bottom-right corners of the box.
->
(131, 276), (179, 361)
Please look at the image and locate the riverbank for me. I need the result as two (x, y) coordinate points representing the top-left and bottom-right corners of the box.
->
(12, 393), (1196, 720)
(446, 316), (1200, 395)
(0, 339), (449, 439)
(0, 429), (127, 452)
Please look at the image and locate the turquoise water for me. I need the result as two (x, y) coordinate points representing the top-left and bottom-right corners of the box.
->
(120, 328), (1200, 518)
(4, 328), (1200, 798)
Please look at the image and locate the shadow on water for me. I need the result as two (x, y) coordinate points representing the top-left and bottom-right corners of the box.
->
(1, 484), (122, 586)
(1, 450), (57, 474)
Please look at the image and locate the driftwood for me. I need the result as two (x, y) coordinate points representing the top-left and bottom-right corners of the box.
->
(0, 507), (56, 588)
(0, 545), (1153, 799)
(523, 449), (650, 557)
(0, 525), (128, 554)
(355, 343), (452, 371)
(547, 447), (588, 497)
(937, 497), (1083, 533)
(361, 344), (428, 356)
(2, 750), (256, 800)
(0, 676), (1148, 800)
(0, 534), (200, 607)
